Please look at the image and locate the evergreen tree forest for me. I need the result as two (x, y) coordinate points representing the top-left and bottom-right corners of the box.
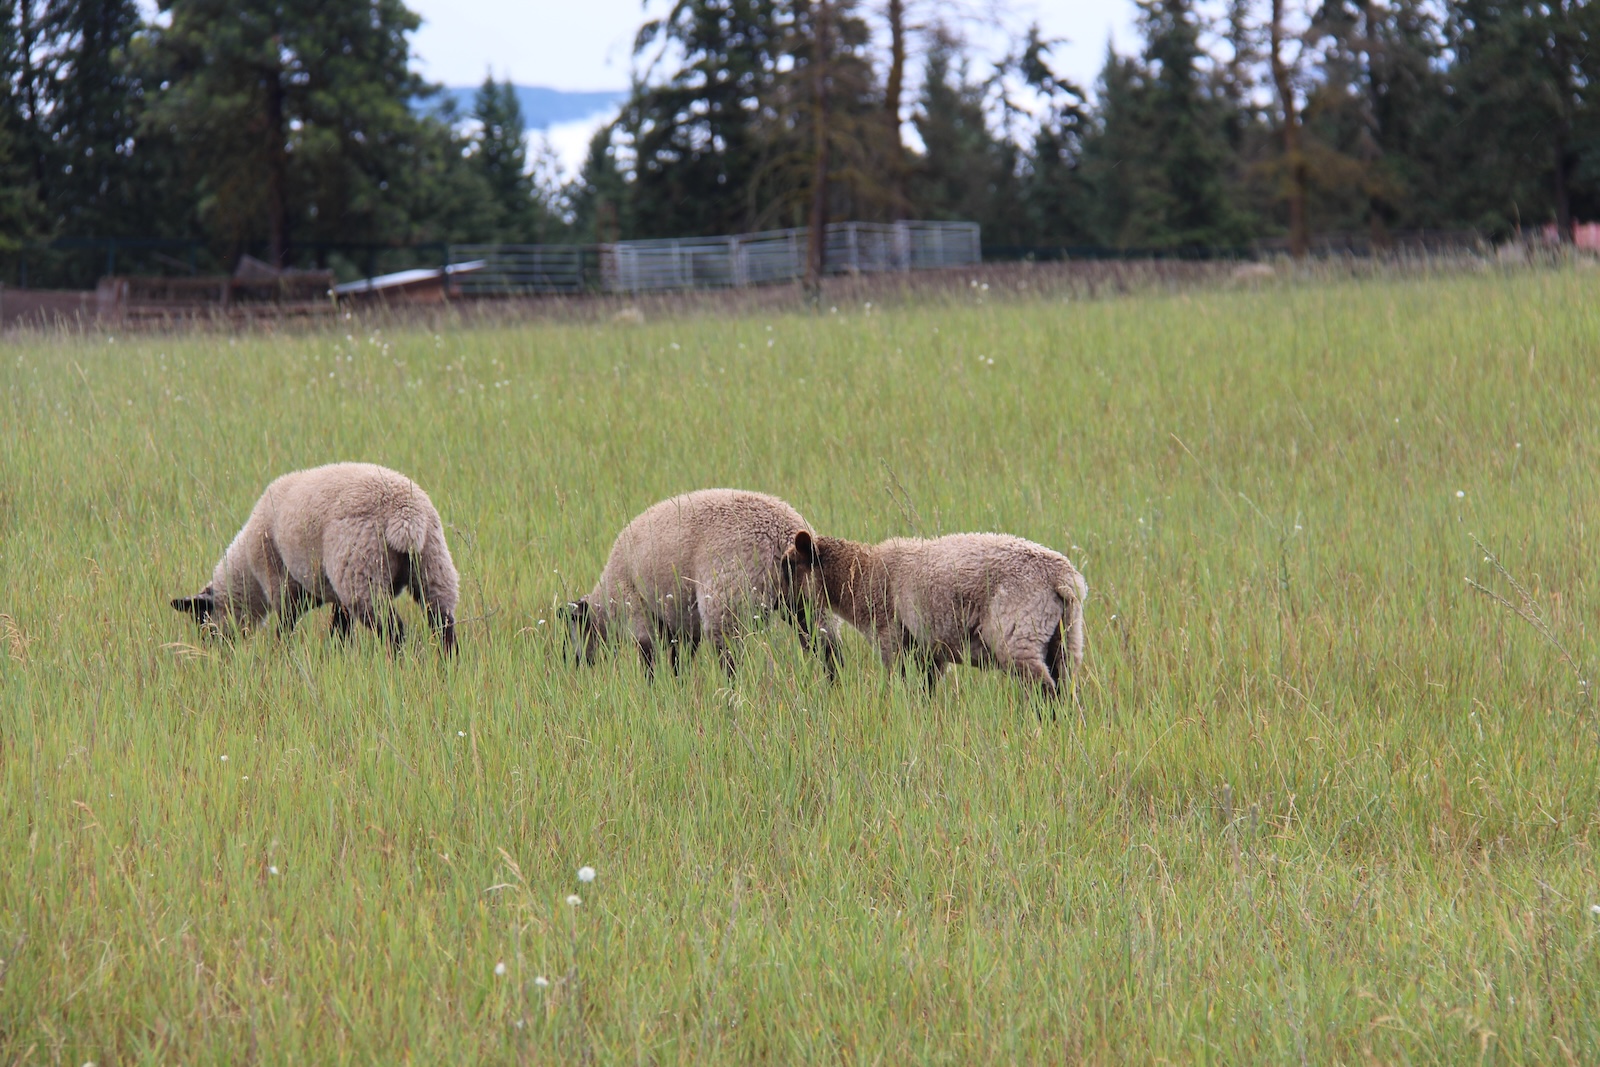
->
(3, 0), (1598, 285)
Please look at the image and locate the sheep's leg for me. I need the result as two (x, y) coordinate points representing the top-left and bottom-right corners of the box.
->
(1012, 658), (1060, 721)
(698, 598), (738, 680)
(330, 603), (353, 642)
(1043, 619), (1080, 713)
(408, 552), (457, 656)
(920, 649), (952, 696)
(665, 624), (699, 677)
(788, 600), (841, 683)
(348, 596), (407, 654)
(429, 607), (457, 656)
(380, 610), (407, 654)
(277, 582), (311, 638)
(634, 625), (658, 681)
(712, 632), (736, 679)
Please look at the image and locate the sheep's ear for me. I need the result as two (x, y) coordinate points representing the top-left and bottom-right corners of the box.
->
(786, 530), (816, 566)
(172, 594), (214, 620)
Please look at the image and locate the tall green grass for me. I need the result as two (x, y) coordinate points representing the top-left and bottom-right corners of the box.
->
(2, 269), (1598, 1063)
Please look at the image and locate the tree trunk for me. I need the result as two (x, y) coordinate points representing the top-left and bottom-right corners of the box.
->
(1553, 126), (1573, 245)
(1359, 2), (1387, 250)
(884, 0), (906, 218)
(265, 64), (289, 269)
(1550, 1), (1574, 244)
(805, 0), (832, 299)
(1270, 0), (1308, 258)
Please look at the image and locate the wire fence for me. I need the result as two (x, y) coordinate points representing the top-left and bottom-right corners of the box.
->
(446, 221), (981, 296)
(446, 244), (600, 295)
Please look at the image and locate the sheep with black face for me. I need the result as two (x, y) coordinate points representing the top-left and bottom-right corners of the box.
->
(171, 462), (459, 654)
(561, 489), (838, 680)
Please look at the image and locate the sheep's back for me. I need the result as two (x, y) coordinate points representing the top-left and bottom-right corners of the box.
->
(256, 463), (437, 562)
(606, 488), (809, 603)
(879, 533), (1075, 641)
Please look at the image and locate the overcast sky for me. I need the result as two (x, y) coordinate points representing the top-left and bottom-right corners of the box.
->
(408, 0), (1141, 94)
(408, 0), (1143, 176)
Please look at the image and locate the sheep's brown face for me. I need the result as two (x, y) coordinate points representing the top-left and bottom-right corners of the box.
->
(559, 598), (602, 666)
(780, 530), (826, 607)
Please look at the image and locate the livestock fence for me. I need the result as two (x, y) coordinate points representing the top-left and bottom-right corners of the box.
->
(448, 220), (980, 297)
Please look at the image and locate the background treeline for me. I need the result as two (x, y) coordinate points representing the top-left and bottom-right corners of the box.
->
(2, 0), (1597, 285)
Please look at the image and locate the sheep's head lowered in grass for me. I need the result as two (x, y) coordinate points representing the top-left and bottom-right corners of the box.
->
(170, 580), (236, 639)
(171, 588), (216, 626)
(559, 597), (604, 666)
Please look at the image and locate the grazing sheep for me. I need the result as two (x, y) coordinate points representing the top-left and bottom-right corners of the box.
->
(171, 462), (459, 654)
(782, 530), (1085, 700)
(560, 489), (839, 680)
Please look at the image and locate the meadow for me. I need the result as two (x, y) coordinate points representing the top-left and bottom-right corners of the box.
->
(2, 266), (1598, 1063)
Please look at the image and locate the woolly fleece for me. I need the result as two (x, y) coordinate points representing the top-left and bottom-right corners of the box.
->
(172, 462), (459, 653)
(787, 531), (1085, 697)
(564, 488), (838, 679)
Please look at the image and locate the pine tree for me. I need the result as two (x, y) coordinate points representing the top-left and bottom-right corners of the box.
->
(567, 125), (631, 244)
(0, 106), (42, 251)
(1, 0), (48, 232)
(145, 0), (431, 267)
(1079, 0), (1248, 250)
(620, 0), (790, 238)
(42, 0), (150, 239)
(471, 77), (545, 241)
(1014, 26), (1092, 246)
(615, 0), (884, 240)
(909, 30), (1025, 243)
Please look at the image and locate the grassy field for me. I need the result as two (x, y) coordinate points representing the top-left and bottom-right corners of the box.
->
(2, 267), (1599, 1063)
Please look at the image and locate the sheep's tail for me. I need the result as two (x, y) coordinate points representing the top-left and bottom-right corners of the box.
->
(1052, 567), (1088, 679)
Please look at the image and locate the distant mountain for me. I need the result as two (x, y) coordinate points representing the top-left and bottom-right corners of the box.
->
(421, 85), (626, 129)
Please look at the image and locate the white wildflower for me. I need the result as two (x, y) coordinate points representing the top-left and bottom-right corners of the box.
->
(535, 976), (550, 988)
(577, 865), (596, 884)
(269, 866), (279, 875)
(1456, 490), (1465, 498)
(494, 961), (507, 976)
(566, 894), (582, 907)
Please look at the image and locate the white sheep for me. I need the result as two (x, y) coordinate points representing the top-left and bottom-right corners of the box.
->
(171, 462), (460, 654)
(782, 530), (1086, 700)
(560, 489), (839, 680)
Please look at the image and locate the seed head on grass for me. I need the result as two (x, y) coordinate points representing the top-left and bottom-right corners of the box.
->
(494, 961), (507, 976)
(534, 976), (550, 989)
(566, 894), (582, 907)
(577, 866), (596, 884)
